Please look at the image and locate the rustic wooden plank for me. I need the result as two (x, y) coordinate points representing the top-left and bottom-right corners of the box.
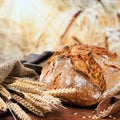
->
(0, 105), (120, 120)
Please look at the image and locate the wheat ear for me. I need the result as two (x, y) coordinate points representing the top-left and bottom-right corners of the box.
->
(45, 88), (77, 98)
(0, 84), (11, 100)
(7, 101), (31, 120)
(41, 94), (61, 107)
(25, 93), (48, 105)
(12, 94), (44, 116)
(16, 77), (46, 88)
(6, 82), (43, 95)
(0, 96), (7, 112)
(23, 93), (51, 113)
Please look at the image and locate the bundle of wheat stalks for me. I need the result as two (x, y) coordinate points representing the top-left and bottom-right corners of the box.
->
(0, 77), (67, 120)
(0, 0), (120, 59)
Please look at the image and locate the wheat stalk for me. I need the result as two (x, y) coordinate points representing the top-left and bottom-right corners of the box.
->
(12, 93), (44, 116)
(0, 76), (63, 119)
(25, 93), (48, 105)
(0, 84), (11, 100)
(42, 94), (61, 107)
(0, 96), (7, 112)
(6, 82), (43, 95)
(16, 77), (46, 88)
(7, 101), (31, 120)
(45, 88), (77, 98)
(23, 93), (51, 113)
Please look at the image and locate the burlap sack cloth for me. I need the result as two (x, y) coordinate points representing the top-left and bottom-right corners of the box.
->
(0, 56), (37, 84)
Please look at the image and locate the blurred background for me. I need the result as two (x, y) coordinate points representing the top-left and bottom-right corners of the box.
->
(0, 0), (120, 59)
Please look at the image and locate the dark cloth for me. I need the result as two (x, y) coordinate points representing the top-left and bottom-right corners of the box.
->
(21, 51), (54, 74)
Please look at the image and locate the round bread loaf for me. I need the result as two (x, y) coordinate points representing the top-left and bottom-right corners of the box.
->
(39, 43), (120, 106)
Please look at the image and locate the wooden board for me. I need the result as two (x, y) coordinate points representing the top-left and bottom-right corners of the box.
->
(1, 105), (120, 120)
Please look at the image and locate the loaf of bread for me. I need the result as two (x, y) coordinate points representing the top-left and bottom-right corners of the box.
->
(39, 43), (120, 106)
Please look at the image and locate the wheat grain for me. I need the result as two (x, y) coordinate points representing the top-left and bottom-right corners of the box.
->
(8, 101), (31, 120)
(0, 96), (7, 112)
(12, 94), (44, 116)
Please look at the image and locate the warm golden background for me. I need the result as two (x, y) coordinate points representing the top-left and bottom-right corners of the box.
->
(0, 0), (120, 59)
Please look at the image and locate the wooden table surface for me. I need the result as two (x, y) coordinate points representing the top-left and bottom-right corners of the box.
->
(1, 105), (120, 120)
